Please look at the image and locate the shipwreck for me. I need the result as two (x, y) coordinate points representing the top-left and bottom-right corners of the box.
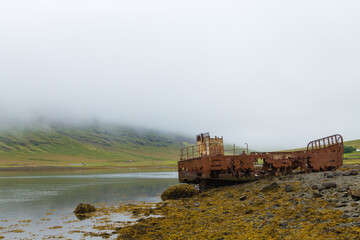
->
(178, 133), (343, 185)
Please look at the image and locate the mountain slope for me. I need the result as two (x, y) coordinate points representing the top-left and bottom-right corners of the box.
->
(0, 123), (194, 168)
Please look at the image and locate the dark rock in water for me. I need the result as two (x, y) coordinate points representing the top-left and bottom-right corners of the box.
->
(348, 187), (360, 200)
(313, 192), (322, 198)
(326, 173), (334, 178)
(161, 184), (199, 201)
(318, 186), (326, 191)
(321, 182), (337, 189)
(340, 214), (350, 219)
(342, 172), (350, 176)
(311, 185), (318, 190)
(239, 196), (247, 201)
(334, 172), (342, 176)
(284, 185), (294, 192)
(261, 182), (280, 192)
(74, 203), (96, 214)
(350, 170), (358, 175)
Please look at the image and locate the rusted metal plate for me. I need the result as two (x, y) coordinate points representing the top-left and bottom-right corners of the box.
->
(178, 133), (343, 184)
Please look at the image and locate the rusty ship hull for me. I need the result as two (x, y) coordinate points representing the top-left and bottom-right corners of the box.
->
(178, 133), (343, 184)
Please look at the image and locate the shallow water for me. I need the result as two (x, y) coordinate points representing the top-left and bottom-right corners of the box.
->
(0, 170), (178, 239)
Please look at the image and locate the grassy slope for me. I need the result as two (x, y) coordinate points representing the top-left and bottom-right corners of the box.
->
(0, 123), (194, 168)
(1, 124), (358, 168)
(343, 139), (360, 164)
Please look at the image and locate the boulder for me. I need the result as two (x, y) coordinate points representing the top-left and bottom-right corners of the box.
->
(348, 187), (360, 200)
(321, 182), (337, 189)
(161, 184), (199, 201)
(74, 203), (96, 214)
(261, 182), (280, 192)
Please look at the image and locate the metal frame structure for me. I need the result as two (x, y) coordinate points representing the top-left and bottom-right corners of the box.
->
(178, 134), (343, 184)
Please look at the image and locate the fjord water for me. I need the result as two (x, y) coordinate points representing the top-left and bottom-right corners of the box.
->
(0, 169), (178, 239)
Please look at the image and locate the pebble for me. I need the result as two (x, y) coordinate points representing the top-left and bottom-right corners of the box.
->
(225, 193), (234, 198)
(321, 182), (337, 189)
(239, 196), (247, 201)
(284, 185), (294, 192)
(261, 182), (280, 192)
(350, 170), (358, 175)
(311, 185), (318, 190)
(279, 222), (288, 227)
(313, 192), (322, 198)
(338, 185), (349, 192)
(335, 202), (347, 208)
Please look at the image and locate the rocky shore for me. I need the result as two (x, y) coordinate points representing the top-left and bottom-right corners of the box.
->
(44, 165), (360, 239)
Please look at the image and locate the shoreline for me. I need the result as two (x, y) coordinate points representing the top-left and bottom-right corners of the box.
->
(1, 166), (360, 239)
(1, 163), (357, 172)
(0, 165), (177, 172)
(105, 166), (360, 239)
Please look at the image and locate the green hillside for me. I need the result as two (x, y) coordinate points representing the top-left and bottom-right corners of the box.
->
(1, 124), (358, 169)
(0, 123), (194, 169)
(343, 139), (360, 164)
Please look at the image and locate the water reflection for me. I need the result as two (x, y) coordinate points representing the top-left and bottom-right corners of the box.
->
(0, 170), (178, 239)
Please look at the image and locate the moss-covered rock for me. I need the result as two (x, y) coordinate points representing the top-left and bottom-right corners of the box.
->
(161, 184), (199, 201)
(261, 182), (280, 192)
(74, 203), (96, 214)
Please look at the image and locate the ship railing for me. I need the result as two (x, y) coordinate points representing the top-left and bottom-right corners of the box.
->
(179, 143), (247, 161)
(306, 134), (343, 151)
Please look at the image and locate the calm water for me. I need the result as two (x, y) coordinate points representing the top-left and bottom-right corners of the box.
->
(0, 170), (178, 239)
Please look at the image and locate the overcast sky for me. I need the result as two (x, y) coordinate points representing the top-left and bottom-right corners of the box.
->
(0, 0), (359, 150)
